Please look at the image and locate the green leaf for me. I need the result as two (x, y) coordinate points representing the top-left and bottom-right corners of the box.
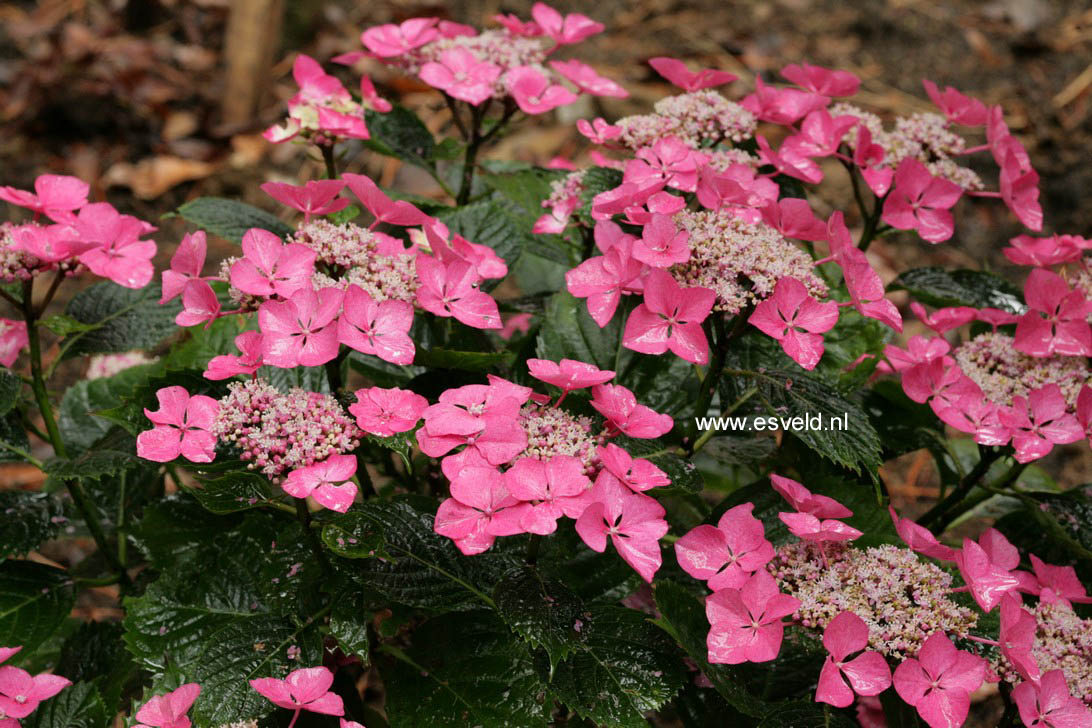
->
(413, 346), (513, 372)
(699, 434), (777, 466)
(58, 363), (161, 450)
(43, 449), (140, 482)
(123, 514), (325, 726)
(481, 167), (567, 222)
(0, 370), (20, 414)
(329, 590), (370, 663)
(723, 368), (882, 477)
(184, 471), (274, 514)
(130, 496), (235, 569)
(257, 363), (330, 394)
(995, 486), (1092, 569)
(328, 203), (361, 225)
(383, 611), (548, 728)
(39, 313), (96, 336)
(174, 197), (293, 243)
(364, 106), (437, 169)
(56, 622), (135, 715)
(891, 267), (1025, 313)
(333, 497), (516, 612)
(23, 681), (108, 728)
(576, 167), (624, 225)
(0, 409), (29, 463)
(0, 561), (76, 660)
(0, 491), (64, 558)
(62, 282), (181, 359)
(439, 199), (556, 273)
(544, 606), (686, 727)
(756, 701), (858, 728)
(652, 581), (766, 718)
(320, 510), (386, 559)
(493, 567), (586, 670)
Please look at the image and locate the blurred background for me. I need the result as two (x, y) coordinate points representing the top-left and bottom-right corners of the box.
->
(2, 0), (1091, 499)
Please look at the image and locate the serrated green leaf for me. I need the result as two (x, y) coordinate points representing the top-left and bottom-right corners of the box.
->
(0, 409), (31, 463)
(700, 434), (777, 466)
(130, 496), (238, 569)
(493, 567), (586, 670)
(23, 681), (107, 728)
(543, 606), (686, 727)
(58, 363), (161, 450)
(891, 267), (1025, 313)
(0, 561), (76, 660)
(328, 203), (361, 225)
(320, 510), (386, 559)
(364, 106), (437, 169)
(383, 611), (548, 728)
(0, 491), (63, 558)
(43, 450), (139, 481)
(62, 282), (180, 359)
(174, 197), (293, 243)
(184, 471), (274, 514)
(723, 368), (882, 477)
(481, 167), (567, 222)
(0, 370), (20, 415)
(256, 364), (330, 394)
(652, 581), (766, 718)
(329, 590), (370, 663)
(55, 622), (134, 715)
(337, 497), (516, 612)
(413, 346), (513, 372)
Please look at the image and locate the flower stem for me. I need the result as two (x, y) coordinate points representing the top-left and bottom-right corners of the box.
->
(21, 279), (130, 588)
(320, 144), (338, 180)
(287, 708), (302, 728)
(919, 446), (1003, 531)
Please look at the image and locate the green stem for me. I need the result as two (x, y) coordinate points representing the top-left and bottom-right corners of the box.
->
(22, 280), (130, 587)
(356, 463), (375, 498)
(457, 103), (486, 205)
(325, 346), (347, 392)
(857, 194), (887, 252)
(0, 440), (42, 468)
(919, 446), (1003, 531)
(320, 144), (338, 180)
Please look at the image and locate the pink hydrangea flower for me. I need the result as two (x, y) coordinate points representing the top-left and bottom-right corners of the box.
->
(760, 198), (827, 241)
(530, 3), (604, 45)
(428, 225), (509, 281)
(675, 503), (774, 590)
(283, 454), (358, 513)
(133, 683), (201, 728)
(629, 137), (705, 192)
(9, 224), (95, 264)
(415, 256), (501, 330)
(781, 63), (860, 96)
(1012, 669), (1091, 728)
(75, 202), (157, 289)
(648, 57), (737, 91)
(623, 269), (715, 364)
(790, 109), (859, 158)
(434, 465), (528, 554)
(1000, 153), (1043, 231)
(565, 227), (644, 327)
(755, 134), (823, 184)
(337, 284), (414, 365)
(419, 48), (502, 106)
(361, 18), (439, 57)
(0, 319), (28, 368)
(261, 181), (348, 224)
(999, 592), (1040, 683)
(0, 174), (88, 223)
(161, 231), (207, 304)
(526, 358), (614, 397)
(748, 276), (839, 370)
(779, 511), (863, 545)
(999, 384), (1084, 464)
(956, 536), (1022, 612)
(263, 55), (371, 142)
(342, 173), (429, 227)
(910, 302), (977, 334)
(549, 59), (627, 98)
(416, 378), (530, 465)
(230, 228), (316, 299)
(205, 331), (264, 380)
(175, 279), (221, 328)
(137, 386), (219, 463)
(705, 570), (800, 664)
(881, 158), (963, 243)
(883, 334), (951, 373)
(507, 66), (579, 114)
(1003, 234), (1087, 267)
(631, 213), (690, 268)
(1029, 554), (1092, 608)
(349, 386), (427, 438)
(922, 80), (988, 126)
(889, 507), (958, 561)
(575, 476), (668, 582)
(597, 442), (670, 493)
(815, 611), (892, 708)
(250, 666), (344, 725)
(742, 76), (829, 126)
(259, 286), (344, 368)
(770, 474), (852, 519)
(589, 383), (674, 439)
(0, 666), (71, 721)
(577, 117), (622, 145)
(1013, 269), (1092, 357)
(893, 631), (987, 728)
(506, 455), (590, 534)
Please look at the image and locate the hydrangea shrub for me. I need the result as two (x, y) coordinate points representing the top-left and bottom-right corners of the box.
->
(0, 5), (1090, 727)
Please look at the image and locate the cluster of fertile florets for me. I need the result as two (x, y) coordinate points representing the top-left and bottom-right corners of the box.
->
(212, 379), (361, 479)
(675, 475), (1092, 726)
(672, 209), (827, 313)
(770, 541), (977, 660)
(615, 90), (757, 149)
(290, 220), (419, 304)
(349, 5), (624, 114)
(423, 359), (676, 582)
(953, 331), (1090, 409)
